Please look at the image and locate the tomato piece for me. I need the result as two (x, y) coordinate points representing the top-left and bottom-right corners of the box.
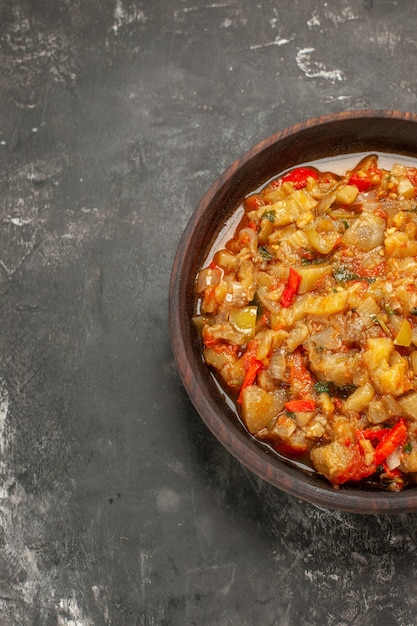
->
(280, 268), (301, 308)
(356, 419), (408, 466)
(284, 399), (316, 412)
(237, 359), (263, 404)
(281, 167), (319, 190)
(236, 340), (263, 404)
(348, 167), (381, 192)
(244, 194), (263, 211)
(242, 340), (258, 369)
(374, 418), (407, 465)
(289, 349), (314, 398)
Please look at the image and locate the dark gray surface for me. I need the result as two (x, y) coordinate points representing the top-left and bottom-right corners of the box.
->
(1, 0), (417, 624)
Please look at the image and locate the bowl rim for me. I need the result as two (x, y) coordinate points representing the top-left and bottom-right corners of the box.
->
(169, 109), (417, 515)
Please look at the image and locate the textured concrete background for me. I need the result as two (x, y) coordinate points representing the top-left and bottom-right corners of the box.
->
(1, 0), (417, 624)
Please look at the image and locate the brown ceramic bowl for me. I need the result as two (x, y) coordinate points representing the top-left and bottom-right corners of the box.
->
(169, 110), (417, 514)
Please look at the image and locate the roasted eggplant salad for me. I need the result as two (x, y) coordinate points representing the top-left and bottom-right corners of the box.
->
(194, 154), (417, 491)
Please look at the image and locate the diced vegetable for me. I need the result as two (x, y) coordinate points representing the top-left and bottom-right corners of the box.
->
(394, 318), (412, 347)
(342, 213), (385, 251)
(310, 438), (374, 485)
(306, 223), (340, 254)
(297, 264), (333, 294)
(398, 392), (417, 420)
(196, 267), (222, 292)
(241, 386), (286, 434)
(335, 184), (359, 205)
(229, 306), (257, 339)
(342, 383), (375, 414)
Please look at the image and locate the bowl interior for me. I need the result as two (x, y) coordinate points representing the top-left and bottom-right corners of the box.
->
(169, 110), (417, 514)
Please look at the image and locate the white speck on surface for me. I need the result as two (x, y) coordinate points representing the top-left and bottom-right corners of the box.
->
(112, 0), (146, 33)
(57, 596), (93, 626)
(91, 586), (110, 623)
(8, 217), (32, 226)
(269, 7), (279, 28)
(221, 17), (232, 28)
(0, 379), (9, 455)
(250, 36), (291, 50)
(307, 11), (321, 28)
(296, 47), (344, 82)
(323, 3), (357, 25)
(369, 29), (399, 55)
(305, 569), (315, 581)
(139, 552), (152, 600)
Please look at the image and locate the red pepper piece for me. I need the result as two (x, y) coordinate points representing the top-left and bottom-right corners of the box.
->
(237, 359), (263, 404)
(357, 428), (387, 444)
(281, 268), (301, 308)
(281, 167), (319, 190)
(284, 399), (316, 412)
(373, 418), (407, 465)
(356, 419), (408, 465)
(241, 340), (258, 368)
(244, 194), (263, 211)
(348, 167), (381, 192)
(289, 348), (314, 399)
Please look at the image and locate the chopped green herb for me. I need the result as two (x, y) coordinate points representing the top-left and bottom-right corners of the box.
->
(404, 441), (413, 454)
(333, 266), (360, 282)
(314, 381), (330, 394)
(259, 246), (274, 261)
(261, 210), (275, 223)
(285, 410), (295, 419)
(333, 266), (375, 284)
(314, 381), (356, 399)
(411, 307), (417, 316)
(342, 220), (349, 231)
